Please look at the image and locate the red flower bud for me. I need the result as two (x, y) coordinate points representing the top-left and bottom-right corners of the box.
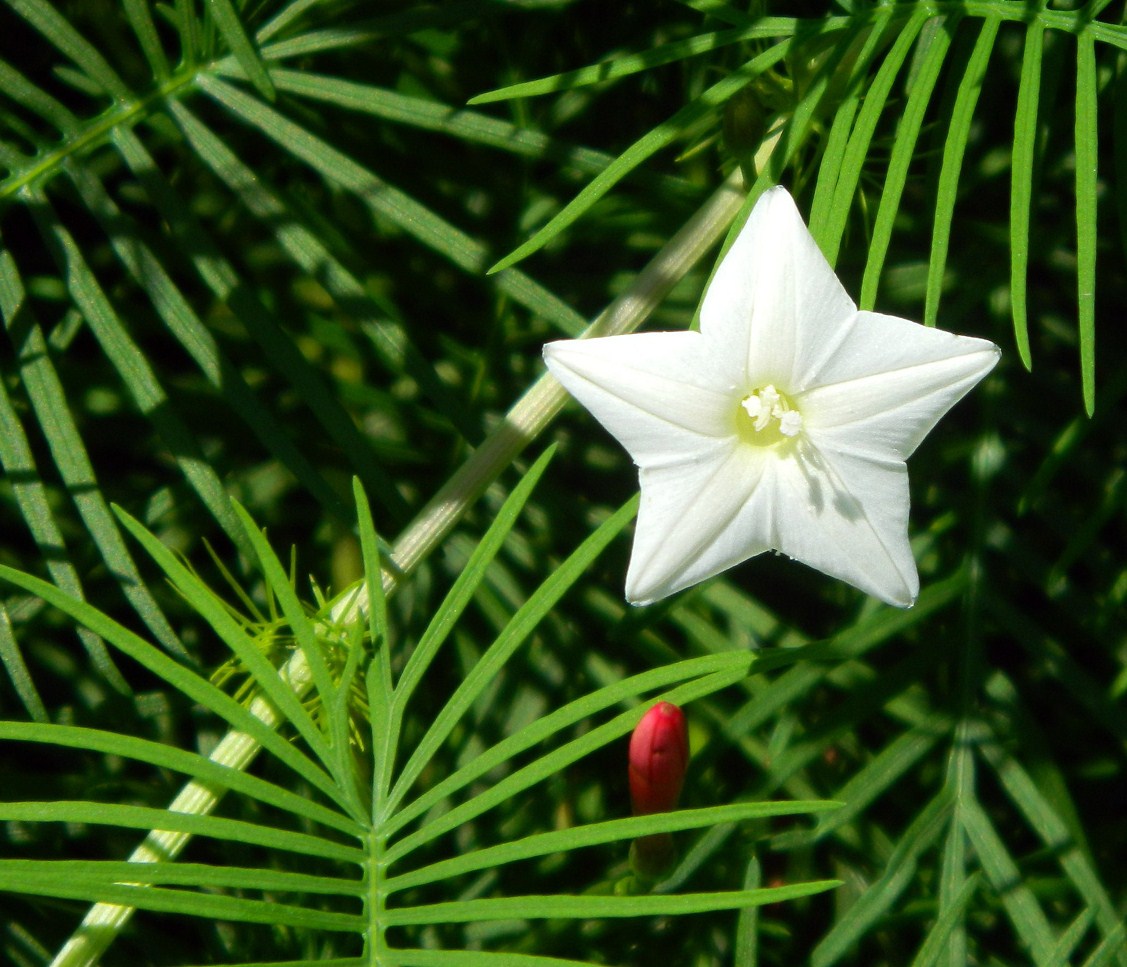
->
(629, 701), (689, 816)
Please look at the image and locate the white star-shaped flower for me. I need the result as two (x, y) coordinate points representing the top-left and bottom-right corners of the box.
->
(544, 186), (1000, 608)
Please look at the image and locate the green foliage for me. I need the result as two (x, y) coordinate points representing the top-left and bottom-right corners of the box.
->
(1, 1), (1126, 965)
(0, 468), (837, 964)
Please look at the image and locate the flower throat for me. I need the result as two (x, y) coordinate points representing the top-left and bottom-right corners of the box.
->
(737, 384), (802, 446)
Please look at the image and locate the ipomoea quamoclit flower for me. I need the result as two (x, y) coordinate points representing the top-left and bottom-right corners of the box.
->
(544, 186), (1000, 607)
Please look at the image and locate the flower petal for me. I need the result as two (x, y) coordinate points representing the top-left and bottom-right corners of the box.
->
(770, 443), (918, 607)
(626, 443), (770, 604)
(700, 186), (858, 390)
(544, 332), (735, 468)
(799, 311), (1000, 459)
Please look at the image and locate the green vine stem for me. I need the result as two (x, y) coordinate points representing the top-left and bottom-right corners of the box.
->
(48, 169), (747, 967)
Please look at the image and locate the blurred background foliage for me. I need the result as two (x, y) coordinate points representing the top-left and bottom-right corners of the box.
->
(1, 0), (1126, 964)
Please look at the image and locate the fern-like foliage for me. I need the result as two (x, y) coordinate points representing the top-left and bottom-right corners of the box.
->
(2, 2), (1126, 966)
(0, 0), (601, 695)
(0, 463), (837, 965)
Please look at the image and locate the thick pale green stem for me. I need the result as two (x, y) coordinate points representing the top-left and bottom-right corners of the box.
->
(49, 170), (746, 967)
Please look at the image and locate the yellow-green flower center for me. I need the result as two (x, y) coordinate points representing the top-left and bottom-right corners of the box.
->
(736, 384), (802, 447)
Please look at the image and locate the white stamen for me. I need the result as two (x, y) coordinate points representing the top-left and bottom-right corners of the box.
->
(741, 395), (764, 420)
(740, 384), (801, 439)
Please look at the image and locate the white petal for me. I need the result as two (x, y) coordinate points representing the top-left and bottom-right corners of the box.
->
(799, 311), (1000, 459)
(629, 437), (918, 607)
(769, 442), (919, 607)
(626, 443), (770, 604)
(700, 186), (858, 390)
(544, 332), (735, 468)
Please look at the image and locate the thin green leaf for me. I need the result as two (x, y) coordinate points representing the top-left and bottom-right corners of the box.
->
(391, 952), (604, 967)
(1010, 18), (1044, 368)
(179, 960), (362, 967)
(6, 872), (361, 931)
(113, 507), (344, 796)
(0, 722), (361, 836)
(161, 100), (476, 445)
(0, 802), (363, 864)
(173, 0), (201, 74)
(330, 607), (367, 816)
(909, 873), (980, 967)
(939, 717), (976, 967)
(808, 99), (860, 250)
(386, 446), (557, 776)
(255, 0), (330, 43)
(812, 795), (952, 967)
(180, 961), (363, 967)
(820, 10), (926, 267)
(1083, 925), (1127, 967)
(1017, 410), (1090, 514)
(0, 564), (340, 802)
(773, 724), (943, 849)
(961, 798), (1056, 966)
(1047, 467), (1127, 588)
(26, 187), (253, 559)
(63, 159), (351, 524)
(5, 0), (130, 100)
(386, 800), (836, 895)
(0, 859), (361, 896)
(192, 77), (588, 337)
(122, 0), (171, 79)
(992, 596), (1127, 747)
(926, 17), (999, 327)
(1046, 910), (1096, 967)
(384, 496), (637, 818)
(0, 371), (125, 693)
(860, 17), (954, 309)
(256, 0), (481, 51)
(678, 0), (757, 25)
(1075, 30), (1098, 415)
(0, 603), (48, 722)
(384, 881), (840, 926)
(487, 39), (794, 274)
(808, 11), (897, 249)
(355, 483), (391, 698)
(980, 730), (1127, 965)
(353, 477), (393, 808)
(258, 68), (696, 199)
(204, 0), (275, 100)
(111, 121), (411, 522)
(0, 57), (79, 134)
(965, 10), (1127, 53)
(230, 502), (340, 750)
(0, 243), (185, 659)
(0, 141), (29, 171)
(733, 852), (762, 967)
(1088, 0), (1122, 16)
(469, 19), (805, 103)
(726, 572), (964, 737)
